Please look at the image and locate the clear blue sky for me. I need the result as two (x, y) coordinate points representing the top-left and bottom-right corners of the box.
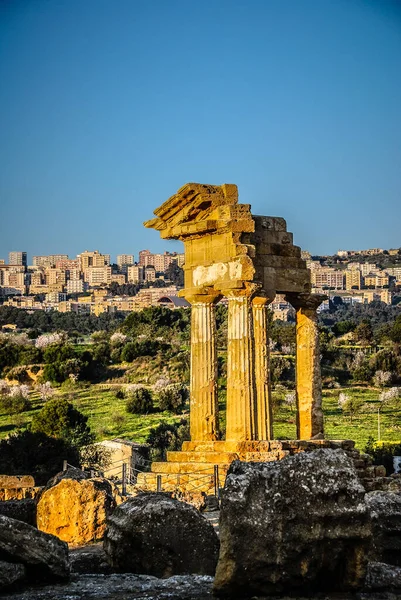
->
(1, 0), (400, 263)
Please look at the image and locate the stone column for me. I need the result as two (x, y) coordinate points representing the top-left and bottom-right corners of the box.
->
(286, 293), (326, 440)
(186, 292), (220, 441)
(225, 287), (257, 441)
(252, 295), (273, 440)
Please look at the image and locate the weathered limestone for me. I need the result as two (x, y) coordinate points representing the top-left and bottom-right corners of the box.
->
(0, 514), (70, 581)
(37, 475), (117, 547)
(183, 291), (220, 441)
(252, 294), (273, 440)
(143, 183), (326, 493)
(286, 293), (326, 439)
(214, 449), (372, 597)
(225, 287), (257, 441)
(103, 494), (219, 577)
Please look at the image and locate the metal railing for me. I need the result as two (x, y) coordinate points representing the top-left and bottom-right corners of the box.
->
(62, 456), (223, 502)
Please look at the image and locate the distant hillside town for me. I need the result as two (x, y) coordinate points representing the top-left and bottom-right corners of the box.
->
(0, 246), (400, 318)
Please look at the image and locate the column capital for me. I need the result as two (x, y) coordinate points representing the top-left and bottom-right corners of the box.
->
(179, 287), (221, 305)
(285, 292), (327, 311)
(222, 282), (263, 300)
(252, 289), (276, 307)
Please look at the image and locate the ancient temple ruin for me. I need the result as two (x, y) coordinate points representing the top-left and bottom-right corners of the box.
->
(139, 183), (326, 491)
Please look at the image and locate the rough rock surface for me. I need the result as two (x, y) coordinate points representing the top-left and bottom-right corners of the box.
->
(214, 449), (372, 597)
(0, 560), (26, 590)
(70, 544), (113, 574)
(103, 493), (219, 577)
(0, 499), (36, 526)
(0, 573), (214, 599)
(365, 561), (401, 590)
(0, 514), (69, 581)
(37, 476), (116, 546)
(365, 491), (401, 566)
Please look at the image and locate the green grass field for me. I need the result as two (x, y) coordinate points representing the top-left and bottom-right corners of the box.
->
(1, 382), (400, 452)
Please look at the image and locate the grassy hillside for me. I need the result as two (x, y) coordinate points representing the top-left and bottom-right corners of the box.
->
(1, 382), (400, 452)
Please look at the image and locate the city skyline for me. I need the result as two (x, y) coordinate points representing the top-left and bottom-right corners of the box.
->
(1, 1), (401, 259)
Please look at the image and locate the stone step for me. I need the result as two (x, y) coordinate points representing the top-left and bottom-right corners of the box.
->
(151, 462), (230, 474)
(167, 449), (290, 464)
(181, 441), (273, 453)
(166, 451), (240, 464)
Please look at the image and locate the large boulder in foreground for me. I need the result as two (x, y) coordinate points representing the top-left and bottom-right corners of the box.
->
(37, 475), (117, 546)
(214, 449), (372, 598)
(0, 560), (26, 590)
(0, 514), (69, 581)
(365, 491), (401, 566)
(103, 493), (219, 577)
(0, 499), (36, 526)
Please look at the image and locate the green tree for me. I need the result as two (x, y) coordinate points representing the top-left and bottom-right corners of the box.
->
(31, 397), (93, 446)
(354, 320), (374, 344)
(390, 316), (401, 344)
(125, 386), (154, 414)
(146, 419), (190, 461)
(158, 383), (188, 413)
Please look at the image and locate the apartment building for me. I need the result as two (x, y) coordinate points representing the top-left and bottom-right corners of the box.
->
(55, 259), (79, 270)
(127, 265), (144, 284)
(32, 254), (68, 267)
(0, 266), (26, 293)
(387, 267), (401, 284)
(58, 301), (91, 314)
(66, 280), (88, 294)
(78, 251), (110, 270)
(84, 266), (112, 286)
(311, 267), (344, 289)
(45, 268), (66, 286)
(345, 270), (361, 290)
(144, 266), (156, 282)
(138, 250), (184, 271)
(364, 289), (393, 304)
(45, 292), (67, 303)
(117, 254), (134, 268)
(135, 285), (180, 306)
(8, 251), (27, 266)
(111, 274), (126, 285)
(361, 263), (378, 277)
(67, 268), (82, 281)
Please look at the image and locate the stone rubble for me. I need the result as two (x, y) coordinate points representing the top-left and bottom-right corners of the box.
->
(37, 473), (117, 547)
(0, 514), (69, 582)
(214, 449), (372, 597)
(103, 493), (219, 577)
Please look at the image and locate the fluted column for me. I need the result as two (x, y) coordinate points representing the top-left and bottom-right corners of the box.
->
(252, 295), (273, 440)
(225, 288), (257, 441)
(186, 292), (220, 441)
(286, 293), (326, 440)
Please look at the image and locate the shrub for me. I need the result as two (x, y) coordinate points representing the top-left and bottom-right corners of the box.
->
(0, 393), (31, 415)
(36, 381), (55, 401)
(158, 383), (188, 413)
(374, 370), (393, 388)
(146, 419), (190, 461)
(31, 397), (93, 446)
(115, 389), (125, 399)
(365, 437), (401, 474)
(338, 393), (364, 422)
(125, 386), (153, 414)
(35, 332), (67, 349)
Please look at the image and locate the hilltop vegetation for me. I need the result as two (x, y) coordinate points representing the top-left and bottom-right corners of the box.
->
(0, 302), (400, 477)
